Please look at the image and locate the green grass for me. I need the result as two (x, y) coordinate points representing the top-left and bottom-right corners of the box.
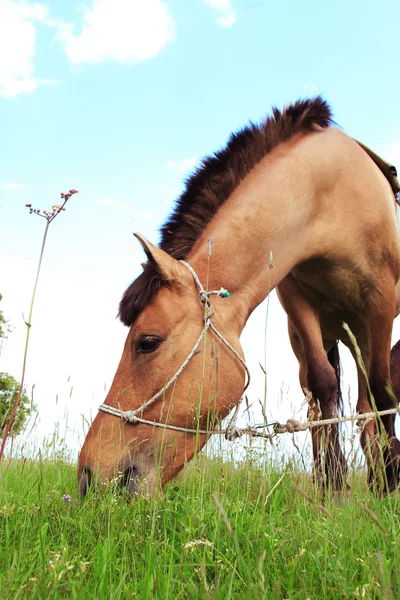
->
(0, 451), (399, 599)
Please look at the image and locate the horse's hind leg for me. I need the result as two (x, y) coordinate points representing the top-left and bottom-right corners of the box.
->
(287, 322), (324, 489)
(289, 325), (347, 492)
(344, 336), (379, 490)
(278, 277), (347, 492)
(356, 368), (382, 491)
(364, 285), (400, 492)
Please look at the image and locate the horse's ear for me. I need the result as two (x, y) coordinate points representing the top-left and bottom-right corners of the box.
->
(134, 232), (190, 285)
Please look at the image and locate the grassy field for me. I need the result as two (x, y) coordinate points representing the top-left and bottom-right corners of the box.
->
(0, 447), (399, 600)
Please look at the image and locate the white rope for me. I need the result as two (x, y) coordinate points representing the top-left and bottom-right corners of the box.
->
(180, 264), (400, 437)
(127, 323), (210, 417)
(272, 406), (400, 434)
(98, 259), (400, 441)
(98, 403), (259, 437)
(97, 402), (400, 439)
(98, 260), (250, 431)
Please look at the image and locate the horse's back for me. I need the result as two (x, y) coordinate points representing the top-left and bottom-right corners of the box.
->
(298, 127), (400, 283)
(284, 127), (400, 328)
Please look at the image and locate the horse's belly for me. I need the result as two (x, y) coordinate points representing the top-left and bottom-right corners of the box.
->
(291, 259), (371, 314)
(318, 311), (367, 343)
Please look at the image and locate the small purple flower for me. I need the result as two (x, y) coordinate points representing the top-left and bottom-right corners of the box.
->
(62, 494), (71, 503)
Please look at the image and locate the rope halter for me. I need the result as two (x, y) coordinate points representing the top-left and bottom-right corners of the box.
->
(98, 260), (250, 435)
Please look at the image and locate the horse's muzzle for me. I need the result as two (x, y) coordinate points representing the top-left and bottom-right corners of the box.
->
(78, 460), (152, 498)
(79, 466), (92, 496)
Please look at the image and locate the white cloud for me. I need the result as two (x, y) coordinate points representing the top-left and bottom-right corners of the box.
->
(202, 0), (236, 28)
(0, 1), (56, 98)
(166, 156), (197, 174)
(58, 0), (175, 65)
(0, 183), (24, 190)
(94, 197), (128, 208)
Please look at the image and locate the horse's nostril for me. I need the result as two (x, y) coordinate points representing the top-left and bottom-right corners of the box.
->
(120, 465), (140, 494)
(79, 467), (92, 496)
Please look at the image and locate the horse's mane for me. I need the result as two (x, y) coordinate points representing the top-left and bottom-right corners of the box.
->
(119, 96), (334, 326)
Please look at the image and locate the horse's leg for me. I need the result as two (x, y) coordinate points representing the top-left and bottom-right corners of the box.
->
(365, 286), (400, 492)
(344, 339), (378, 489)
(390, 340), (400, 400)
(278, 277), (347, 492)
(287, 320), (324, 489)
(357, 372), (383, 490)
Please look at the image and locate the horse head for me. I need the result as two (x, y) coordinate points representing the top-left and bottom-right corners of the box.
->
(78, 234), (246, 497)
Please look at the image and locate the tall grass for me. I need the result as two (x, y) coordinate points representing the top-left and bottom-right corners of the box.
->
(0, 445), (399, 599)
(3, 200), (399, 598)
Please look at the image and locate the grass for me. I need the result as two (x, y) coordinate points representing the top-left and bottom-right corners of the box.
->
(0, 448), (400, 599)
(6, 187), (399, 598)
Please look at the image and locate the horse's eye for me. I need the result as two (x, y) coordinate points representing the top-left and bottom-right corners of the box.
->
(136, 336), (162, 355)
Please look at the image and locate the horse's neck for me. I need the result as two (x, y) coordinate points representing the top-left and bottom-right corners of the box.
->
(187, 148), (318, 331)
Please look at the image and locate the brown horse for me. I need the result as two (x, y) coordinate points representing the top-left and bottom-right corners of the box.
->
(78, 97), (400, 496)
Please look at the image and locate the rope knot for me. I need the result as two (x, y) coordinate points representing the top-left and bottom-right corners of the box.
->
(225, 427), (244, 440)
(284, 419), (301, 433)
(199, 291), (211, 308)
(122, 412), (140, 424)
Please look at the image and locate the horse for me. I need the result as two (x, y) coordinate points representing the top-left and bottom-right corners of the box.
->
(390, 340), (400, 405)
(78, 97), (400, 497)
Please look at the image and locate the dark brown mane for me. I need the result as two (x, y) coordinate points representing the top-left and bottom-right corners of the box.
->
(119, 96), (334, 326)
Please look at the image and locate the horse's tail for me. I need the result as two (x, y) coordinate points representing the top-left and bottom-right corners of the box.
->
(328, 341), (344, 416)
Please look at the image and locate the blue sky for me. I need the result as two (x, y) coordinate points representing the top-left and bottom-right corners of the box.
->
(1, 0), (400, 456)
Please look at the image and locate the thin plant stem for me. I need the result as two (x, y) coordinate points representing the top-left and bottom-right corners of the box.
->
(0, 221), (50, 460)
(262, 251), (273, 417)
(0, 188), (77, 459)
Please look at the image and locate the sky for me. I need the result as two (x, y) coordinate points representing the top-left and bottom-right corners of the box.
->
(1, 0), (400, 461)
